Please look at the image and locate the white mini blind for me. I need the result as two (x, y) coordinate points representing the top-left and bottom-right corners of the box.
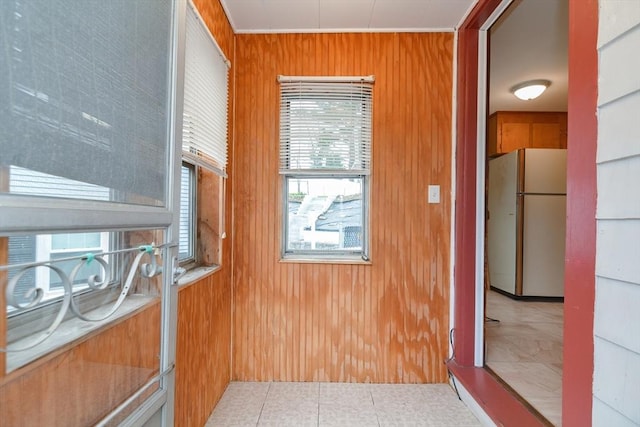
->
(279, 77), (373, 175)
(183, 2), (230, 176)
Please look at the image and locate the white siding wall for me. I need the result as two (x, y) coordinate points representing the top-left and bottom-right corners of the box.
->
(595, 1), (640, 425)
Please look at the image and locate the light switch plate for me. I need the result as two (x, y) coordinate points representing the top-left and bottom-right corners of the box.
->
(428, 185), (440, 204)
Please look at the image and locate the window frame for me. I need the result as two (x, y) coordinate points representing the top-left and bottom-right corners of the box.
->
(282, 174), (370, 261)
(35, 231), (110, 297)
(7, 229), (128, 319)
(178, 161), (197, 265)
(176, 159), (226, 272)
(278, 77), (373, 262)
(175, 0), (230, 276)
(0, 0), (180, 388)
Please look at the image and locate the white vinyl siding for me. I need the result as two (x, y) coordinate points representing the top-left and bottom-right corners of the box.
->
(594, 3), (640, 425)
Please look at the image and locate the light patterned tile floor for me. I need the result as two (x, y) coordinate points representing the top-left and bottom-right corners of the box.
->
(206, 382), (482, 427)
(485, 290), (563, 426)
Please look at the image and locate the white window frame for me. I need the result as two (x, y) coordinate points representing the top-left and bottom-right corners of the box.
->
(278, 76), (374, 262)
(34, 232), (110, 299)
(178, 162), (196, 263)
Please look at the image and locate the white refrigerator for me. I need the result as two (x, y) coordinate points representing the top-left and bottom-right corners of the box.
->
(487, 148), (567, 298)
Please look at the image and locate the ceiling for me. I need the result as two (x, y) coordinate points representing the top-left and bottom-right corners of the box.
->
(219, 0), (477, 32)
(489, 0), (568, 113)
(219, 0), (568, 113)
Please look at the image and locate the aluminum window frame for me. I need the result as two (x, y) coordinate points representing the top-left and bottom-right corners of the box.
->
(281, 174), (370, 261)
(278, 78), (373, 262)
(0, 0), (185, 422)
(178, 162), (197, 265)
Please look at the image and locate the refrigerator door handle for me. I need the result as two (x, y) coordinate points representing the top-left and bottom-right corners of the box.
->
(517, 192), (566, 196)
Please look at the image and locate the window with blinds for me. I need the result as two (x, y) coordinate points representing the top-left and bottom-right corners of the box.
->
(279, 79), (373, 175)
(178, 1), (230, 269)
(279, 77), (374, 260)
(182, 1), (230, 176)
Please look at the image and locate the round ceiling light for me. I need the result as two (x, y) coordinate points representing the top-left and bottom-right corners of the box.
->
(510, 79), (551, 100)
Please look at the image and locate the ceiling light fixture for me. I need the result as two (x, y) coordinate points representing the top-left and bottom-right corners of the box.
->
(510, 79), (551, 101)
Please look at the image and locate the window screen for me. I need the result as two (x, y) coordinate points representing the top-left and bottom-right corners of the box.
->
(0, 0), (173, 206)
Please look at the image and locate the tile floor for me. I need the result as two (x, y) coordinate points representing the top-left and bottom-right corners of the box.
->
(206, 381), (483, 427)
(485, 290), (563, 426)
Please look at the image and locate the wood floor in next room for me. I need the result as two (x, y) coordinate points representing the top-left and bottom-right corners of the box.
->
(485, 290), (564, 426)
(206, 382), (482, 427)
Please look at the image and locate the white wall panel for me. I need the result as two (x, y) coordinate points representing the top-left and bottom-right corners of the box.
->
(593, 397), (638, 427)
(598, 24), (640, 106)
(599, 0), (640, 47)
(593, 337), (640, 424)
(595, 277), (640, 354)
(597, 155), (640, 218)
(597, 91), (640, 163)
(595, 4), (640, 424)
(596, 219), (640, 283)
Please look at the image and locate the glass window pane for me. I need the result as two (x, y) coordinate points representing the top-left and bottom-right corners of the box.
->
(50, 251), (103, 288)
(7, 231), (109, 307)
(179, 165), (194, 261)
(286, 177), (363, 252)
(5, 229), (164, 375)
(51, 232), (101, 250)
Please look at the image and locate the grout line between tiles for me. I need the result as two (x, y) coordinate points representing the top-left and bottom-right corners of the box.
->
(316, 382), (320, 427)
(255, 381), (271, 426)
(368, 384), (382, 427)
(209, 382), (484, 427)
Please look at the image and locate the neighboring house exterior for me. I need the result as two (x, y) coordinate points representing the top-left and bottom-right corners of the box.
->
(592, 2), (640, 424)
(289, 196), (362, 249)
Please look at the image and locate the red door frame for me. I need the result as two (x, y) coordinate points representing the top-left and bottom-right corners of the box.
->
(451, 0), (597, 425)
(562, 1), (598, 425)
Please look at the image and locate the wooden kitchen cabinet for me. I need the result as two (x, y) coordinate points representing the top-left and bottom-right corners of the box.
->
(487, 111), (567, 157)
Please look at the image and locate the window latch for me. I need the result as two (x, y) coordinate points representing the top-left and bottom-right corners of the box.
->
(172, 256), (187, 285)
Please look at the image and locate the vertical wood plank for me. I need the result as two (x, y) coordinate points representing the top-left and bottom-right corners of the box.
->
(0, 304), (161, 426)
(233, 32), (454, 383)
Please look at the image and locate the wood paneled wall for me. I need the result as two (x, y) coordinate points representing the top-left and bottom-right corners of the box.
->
(233, 33), (454, 383)
(176, 271), (232, 426)
(0, 304), (160, 426)
(174, 0), (235, 425)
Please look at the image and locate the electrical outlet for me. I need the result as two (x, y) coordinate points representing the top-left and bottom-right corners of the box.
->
(428, 185), (440, 204)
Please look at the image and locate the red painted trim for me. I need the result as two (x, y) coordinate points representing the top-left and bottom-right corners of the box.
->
(563, 1), (598, 426)
(454, 0), (598, 425)
(453, 0), (503, 368)
(453, 26), (480, 367)
(448, 362), (547, 427)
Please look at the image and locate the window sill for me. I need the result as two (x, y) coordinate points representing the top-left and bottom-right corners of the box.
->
(279, 256), (371, 265)
(176, 264), (222, 288)
(6, 295), (157, 374)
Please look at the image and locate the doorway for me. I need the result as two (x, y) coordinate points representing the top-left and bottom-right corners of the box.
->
(483, 0), (568, 425)
(452, 0), (597, 425)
